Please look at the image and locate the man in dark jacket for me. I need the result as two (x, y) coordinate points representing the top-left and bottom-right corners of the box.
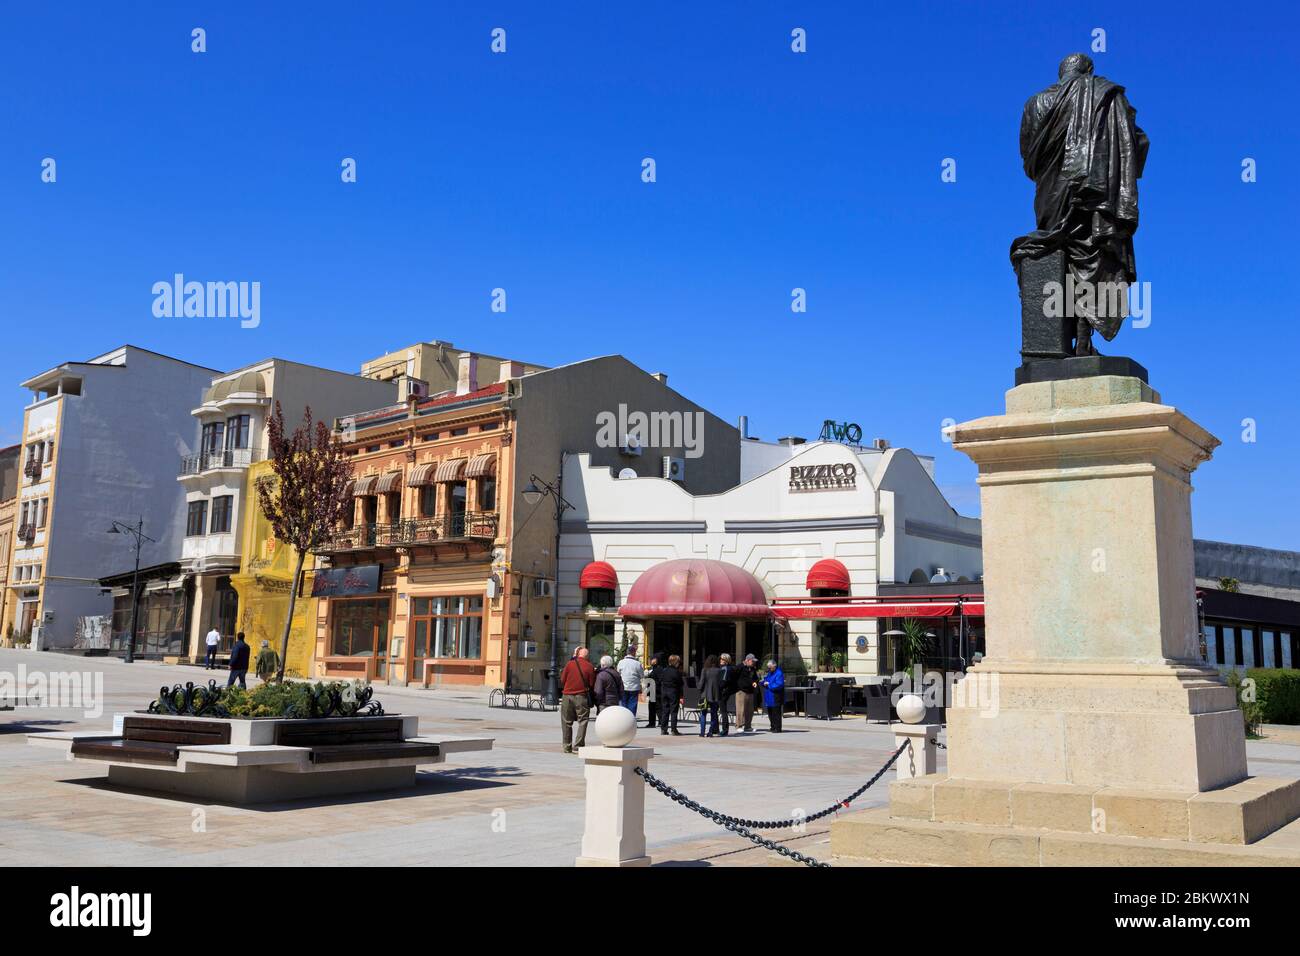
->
(652, 654), (685, 735)
(734, 654), (760, 733)
(227, 632), (251, 688)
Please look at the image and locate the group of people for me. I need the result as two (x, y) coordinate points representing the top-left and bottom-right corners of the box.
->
(558, 645), (787, 753)
(202, 627), (281, 688)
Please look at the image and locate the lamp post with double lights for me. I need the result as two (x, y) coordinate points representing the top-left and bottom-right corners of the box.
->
(521, 466), (573, 707)
(107, 517), (154, 664)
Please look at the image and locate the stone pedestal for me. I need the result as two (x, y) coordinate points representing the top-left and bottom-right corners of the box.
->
(893, 723), (940, 781)
(575, 745), (653, 867)
(948, 375), (1247, 792)
(828, 375), (1300, 865)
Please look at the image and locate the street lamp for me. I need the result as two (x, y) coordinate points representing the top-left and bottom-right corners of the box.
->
(519, 465), (572, 706)
(107, 517), (154, 664)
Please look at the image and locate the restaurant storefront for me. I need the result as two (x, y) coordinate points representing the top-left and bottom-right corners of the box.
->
(99, 562), (192, 659)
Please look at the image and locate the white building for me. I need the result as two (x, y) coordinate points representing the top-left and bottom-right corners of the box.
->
(177, 359), (397, 660)
(557, 438), (984, 680)
(9, 346), (220, 651)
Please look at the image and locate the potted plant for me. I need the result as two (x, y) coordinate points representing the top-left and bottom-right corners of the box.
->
(830, 651), (847, 673)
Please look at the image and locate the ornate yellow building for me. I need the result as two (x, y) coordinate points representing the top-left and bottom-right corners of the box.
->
(229, 460), (316, 678)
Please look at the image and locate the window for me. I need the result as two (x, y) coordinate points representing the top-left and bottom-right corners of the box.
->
(186, 500), (208, 536)
(36, 498), (48, 528)
(419, 485), (437, 517)
(225, 415), (251, 449)
(584, 587), (615, 609)
(330, 598), (391, 657)
(480, 421), (499, 431)
(450, 427), (469, 437)
(410, 595), (483, 660)
(201, 422), (225, 455)
(478, 477), (496, 511)
(210, 496), (233, 534)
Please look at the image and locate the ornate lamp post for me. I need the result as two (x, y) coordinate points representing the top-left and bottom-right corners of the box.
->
(521, 463), (573, 706)
(107, 517), (154, 664)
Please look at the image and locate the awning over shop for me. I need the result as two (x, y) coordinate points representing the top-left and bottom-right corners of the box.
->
(435, 458), (467, 482)
(407, 462), (436, 487)
(374, 472), (403, 494)
(353, 475), (377, 496)
(620, 558), (771, 619)
(466, 453), (497, 478)
(579, 560), (618, 591)
(772, 596), (984, 620)
(806, 558), (850, 592)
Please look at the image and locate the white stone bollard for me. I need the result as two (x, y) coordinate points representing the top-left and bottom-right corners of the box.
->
(893, 723), (941, 780)
(576, 707), (654, 867)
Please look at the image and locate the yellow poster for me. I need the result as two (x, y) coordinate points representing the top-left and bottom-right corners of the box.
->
(230, 461), (315, 678)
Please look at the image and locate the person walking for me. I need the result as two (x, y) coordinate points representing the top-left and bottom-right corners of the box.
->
(616, 647), (644, 715)
(593, 654), (624, 713)
(204, 626), (220, 670)
(644, 653), (661, 729)
(227, 632), (250, 689)
(761, 658), (785, 733)
(696, 654), (725, 737)
(559, 647), (597, 754)
(717, 653), (735, 736)
(255, 640), (280, 682)
(654, 654), (685, 735)
(735, 654), (760, 733)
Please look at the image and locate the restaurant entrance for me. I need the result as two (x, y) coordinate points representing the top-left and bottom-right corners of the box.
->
(690, 620), (735, 676)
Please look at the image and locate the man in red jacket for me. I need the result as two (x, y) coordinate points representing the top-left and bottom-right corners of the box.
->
(559, 647), (597, 753)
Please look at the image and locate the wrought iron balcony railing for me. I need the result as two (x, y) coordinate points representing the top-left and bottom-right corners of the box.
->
(17, 523), (35, 542)
(179, 446), (262, 476)
(315, 512), (499, 553)
(23, 457), (45, 479)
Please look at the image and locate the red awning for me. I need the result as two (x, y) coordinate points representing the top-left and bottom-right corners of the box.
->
(579, 561), (618, 591)
(620, 558), (771, 619)
(772, 596), (984, 620)
(806, 558), (850, 592)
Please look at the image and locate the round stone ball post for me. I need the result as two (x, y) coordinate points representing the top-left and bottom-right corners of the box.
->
(893, 694), (940, 781)
(576, 707), (655, 867)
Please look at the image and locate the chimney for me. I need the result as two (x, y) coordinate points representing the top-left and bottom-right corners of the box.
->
(456, 352), (478, 396)
(872, 437), (890, 450)
(778, 436), (806, 447)
(651, 372), (668, 385)
(497, 360), (526, 384)
(738, 415), (749, 440)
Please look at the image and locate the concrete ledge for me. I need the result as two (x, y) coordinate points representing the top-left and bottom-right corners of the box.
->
(879, 774), (1300, 846)
(832, 808), (1300, 867)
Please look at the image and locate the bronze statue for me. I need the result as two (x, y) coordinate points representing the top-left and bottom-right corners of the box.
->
(1012, 53), (1148, 358)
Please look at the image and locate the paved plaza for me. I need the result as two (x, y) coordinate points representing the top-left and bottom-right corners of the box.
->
(2, 648), (1299, 867)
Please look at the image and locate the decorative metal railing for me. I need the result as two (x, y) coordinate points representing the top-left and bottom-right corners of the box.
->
(316, 512), (499, 552)
(179, 446), (262, 476)
(17, 523), (35, 542)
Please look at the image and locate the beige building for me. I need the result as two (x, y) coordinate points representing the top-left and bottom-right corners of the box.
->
(0, 444), (18, 644)
(360, 340), (547, 394)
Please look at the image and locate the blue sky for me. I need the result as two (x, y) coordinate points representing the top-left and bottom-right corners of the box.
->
(2, 1), (1297, 548)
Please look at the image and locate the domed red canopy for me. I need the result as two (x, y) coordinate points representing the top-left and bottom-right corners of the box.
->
(620, 558), (770, 619)
(806, 558), (850, 592)
(579, 560), (618, 591)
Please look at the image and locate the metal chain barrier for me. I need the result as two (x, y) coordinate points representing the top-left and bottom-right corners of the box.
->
(934, 740), (947, 749)
(634, 739), (911, 868)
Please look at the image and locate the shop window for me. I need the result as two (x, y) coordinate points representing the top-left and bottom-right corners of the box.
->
(411, 596), (484, 660)
(331, 598), (390, 657)
(584, 587), (615, 610)
(587, 619), (616, 661)
(186, 500), (208, 536)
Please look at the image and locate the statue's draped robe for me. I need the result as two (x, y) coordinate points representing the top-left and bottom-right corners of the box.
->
(1011, 72), (1149, 341)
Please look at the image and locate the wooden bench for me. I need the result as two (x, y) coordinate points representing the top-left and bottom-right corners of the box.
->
(70, 716), (232, 764)
(273, 717), (441, 764)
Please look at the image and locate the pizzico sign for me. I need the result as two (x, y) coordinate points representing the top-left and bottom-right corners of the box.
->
(789, 462), (857, 492)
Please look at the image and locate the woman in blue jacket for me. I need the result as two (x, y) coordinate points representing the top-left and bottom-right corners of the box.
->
(761, 659), (785, 733)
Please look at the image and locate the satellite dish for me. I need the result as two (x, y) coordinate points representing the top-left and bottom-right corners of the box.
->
(617, 468), (638, 479)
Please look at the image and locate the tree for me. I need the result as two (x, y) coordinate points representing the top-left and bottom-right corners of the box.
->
(1218, 577), (1241, 593)
(255, 403), (353, 682)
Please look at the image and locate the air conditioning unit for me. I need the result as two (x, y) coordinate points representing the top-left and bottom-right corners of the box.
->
(619, 435), (643, 457)
(403, 377), (430, 401)
(663, 456), (686, 482)
(533, 578), (555, 599)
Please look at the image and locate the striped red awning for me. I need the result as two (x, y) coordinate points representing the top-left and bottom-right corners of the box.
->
(772, 598), (984, 620)
(579, 561), (618, 591)
(466, 453), (497, 478)
(406, 462), (436, 487)
(374, 472), (403, 494)
(434, 458), (467, 482)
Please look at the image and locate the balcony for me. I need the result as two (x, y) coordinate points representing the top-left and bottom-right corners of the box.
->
(23, 458), (44, 480)
(316, 512), (499, 553)
(179, 446), (262, 477)
(17, 523), (35, 543)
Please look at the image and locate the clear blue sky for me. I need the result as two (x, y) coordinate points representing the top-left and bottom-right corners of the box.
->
(2, 2), (1297, 548)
